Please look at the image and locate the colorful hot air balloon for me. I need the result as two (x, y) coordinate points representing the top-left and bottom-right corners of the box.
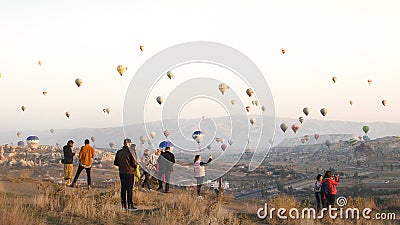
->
(43, 91), (48, 96)
(325, 140), (332, 148)
(250, 118), (256, 126)
(298, 117), (304, 124)
(140, 136), (147, 144)
(246, 88), (254, 97)
(26, 136), (40, 150)
(314, 133), (320, 140)
(192, 131), (204, 144)
(91, 136), (96, 143)
(75, 78), (83, 87)
(332, 77), (337, 83)
(117, 65), (126, 76)
(246, 106), (250, 112)
(320, 108), (328, 116)
(280, 123), (288, 133)
(156, 96), (164, 105)
(349, 100), (354, 106)
(38, 60), (42, 66)
(21, 106), (26, 111)
(367, 79), (372, 84)
(300, 139), (306, 144)
(167, 71), (174, 79)
(362, 125), (370, 134)
(215, 137), (222, 143)
(140, 45), (144, 52)
(149, 131), (156, 139)
(303, 107), (310, 116)
(281, 48), (286, 54)
(17, 132), (22, 138)
(218, 83), (229, 95)
(163, 130), (170, 137)
(231, 100), (236, 105)
(382, 100), (387, 106)
(65, 111), (70, 118)
(291, 125), (299, 133)
(304, 135), (310, 141)
(261, 106), (267, 112)
(221, 144), (227, 151)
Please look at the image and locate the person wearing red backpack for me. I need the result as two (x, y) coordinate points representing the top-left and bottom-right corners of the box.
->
(321, 170), (339, 207)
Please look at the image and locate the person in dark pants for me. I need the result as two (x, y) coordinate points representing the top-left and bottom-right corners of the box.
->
(71, 139), (94, 189)
(157, 146), (175, 193)
(141, 149), (153, 191)
(193, 154), (212, 199)
(314, 174), (323, 210)
(321, 170), (339, 207)
(114, 138), (138, 211)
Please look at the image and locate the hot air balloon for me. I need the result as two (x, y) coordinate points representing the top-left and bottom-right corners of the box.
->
(17, 141), (25, 147)
(140, 45), (144, 52)
(156, 96), (164, 105)
(246, 106), (251, 112)
(109, 142), (115, 148)
(221, 144), (227, 151)
(367, 79), (372, 84)
(314, 133), (320, 140)
(159, 141), (173, 149)
(38, 60), (42, 66)
(320, 108), (328, 116)
(363, 136), (371, 141)
(163, 130), (170, 137)
(140, 136), (147, 144)
(21, 106), (26, 111)
(215, 137), (222, 143)
(207, 145), (212, 150)
(280, 123), (288, 133)
(291, 125), (299, 133)
(17, 132), (22, 138)
(261, 106), (267, 112)
(218, 83), (229, 95)
(26, 136), (40, 150)
(91, 136), (96, 143)
(362, 125), (370, 134)
(167, 71), (174, 79)
(65, 112), (70, 118)
(250, 118), (256, 126)
(117, 65), (126, 76)
(230, 100), (236, 105)
(75, 78), (83, 87)
(382, 100), (387, 106)
(246, 88), (254, 97)
(332, 77), (337, 83)
(228, 140), (233, 146)
(303, 107), (310, 116)
(220, 138), (225, 143)
(325, 140), (332, 148)
(0, 73), (2, 78)
(50, 129), (54, 133)
(300, 139), (306, 144)
(149, 131), (156, 139)
(106, 108), (110, 114)
(298, 117), (304, 124)
(43, 91), (48, 96)
(349, 100), (354, 106)
(252, 101), (259, 106)
(281, 48), (285, 54)
(349, 138), (358, 146)
(247, 138), (251, 144)
(192, 131), (204, 144)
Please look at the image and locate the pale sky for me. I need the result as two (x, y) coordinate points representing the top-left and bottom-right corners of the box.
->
(1, 0), (400, 132)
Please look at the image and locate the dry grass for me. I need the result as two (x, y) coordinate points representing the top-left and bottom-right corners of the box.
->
(0, 193), (46, 225)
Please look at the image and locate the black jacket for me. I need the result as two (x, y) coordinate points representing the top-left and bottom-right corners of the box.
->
(114, 146), (138, 174)
(158, 151), (175, 172)
(63, 145), (75, 164)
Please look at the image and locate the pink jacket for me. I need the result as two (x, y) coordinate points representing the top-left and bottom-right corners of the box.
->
(194, 161), (205, 178)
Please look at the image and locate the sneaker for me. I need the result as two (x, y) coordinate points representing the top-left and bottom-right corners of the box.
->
(149, 189), (154, 192)
(198, 196), (203, 200)
(127, 207), (138, 212)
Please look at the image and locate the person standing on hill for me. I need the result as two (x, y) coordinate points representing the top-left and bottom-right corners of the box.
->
(157, 146), (175, 193)
(321, 170), (339, 207)
(114, 138), (138, 211)
(62, 140), (75, 186)
(70, 139), (94, 189)
(193, 154), (212, 199)
(314, 174), (323, 210)
(141, 149), (153, 191)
